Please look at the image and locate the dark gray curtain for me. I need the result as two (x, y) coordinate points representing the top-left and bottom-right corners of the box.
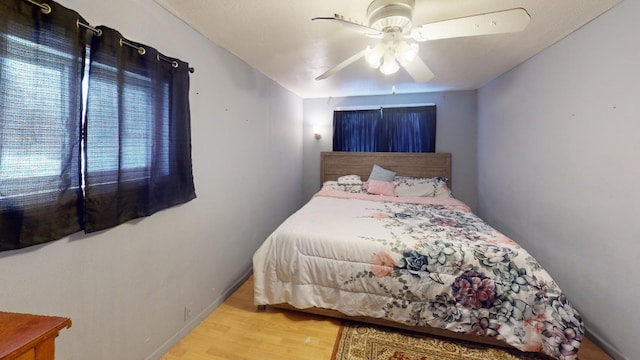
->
(84, 26), (196, 233)
(333, 109), (384, 152)
(383, 106), (436, 152)
(0, 0), (86, 250)
(333, 105), (436, 152)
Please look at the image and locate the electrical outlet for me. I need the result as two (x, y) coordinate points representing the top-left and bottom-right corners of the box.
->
(184, 306), (192, 322)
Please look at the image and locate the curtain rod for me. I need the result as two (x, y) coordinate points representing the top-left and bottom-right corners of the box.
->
(119, 38), (192, 72)
(120, 38), (146, 55)
(77, 19), (102, 36)
(334, 102), (436, 111)
(24, 0), (195, 73)
(118, 39), (194, 73)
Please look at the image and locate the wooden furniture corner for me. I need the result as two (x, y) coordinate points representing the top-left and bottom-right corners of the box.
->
(0, 312), (71, 360)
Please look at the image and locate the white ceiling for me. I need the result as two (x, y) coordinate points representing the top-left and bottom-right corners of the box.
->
(154, 0), (620, 99)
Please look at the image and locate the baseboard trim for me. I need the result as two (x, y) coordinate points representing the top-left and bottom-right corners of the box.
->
(585, 328), (627, 360)
(145, 267), (254, 360)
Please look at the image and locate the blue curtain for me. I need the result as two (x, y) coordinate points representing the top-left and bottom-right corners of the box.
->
(333, 109), (383, 151)
(0, 0), (86, 250)
(332, 105), (436, 152)
(84, 26), (196, 233)
(0, 1), (195, 250)
(383, 106), (436, 152)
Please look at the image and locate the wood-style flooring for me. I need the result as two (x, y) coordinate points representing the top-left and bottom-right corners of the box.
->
(161, 276), (612, 360)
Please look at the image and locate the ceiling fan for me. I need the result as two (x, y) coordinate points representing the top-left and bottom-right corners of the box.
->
(313, 0), (530, 82)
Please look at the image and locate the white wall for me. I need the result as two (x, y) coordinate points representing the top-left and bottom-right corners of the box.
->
(303, 91), (478, 210)
(477, 1), (638, 359)
(0, 1), (303, 359)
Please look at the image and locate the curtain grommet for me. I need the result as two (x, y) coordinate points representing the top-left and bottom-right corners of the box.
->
(26, 0), (51, 14)
(40, 3), (51, 14)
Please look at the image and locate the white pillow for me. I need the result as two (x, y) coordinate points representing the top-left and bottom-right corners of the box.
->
(322, 181), (366, 194)
(337, 175), (362, 185)
(394, 176), (452, 198)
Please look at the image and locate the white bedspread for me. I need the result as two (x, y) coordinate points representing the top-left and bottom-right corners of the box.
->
(253, 190), (584, 360)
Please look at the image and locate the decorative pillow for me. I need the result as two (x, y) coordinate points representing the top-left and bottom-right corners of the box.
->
(366, 179), (396, 196)
(368, 164), (396, 182)
(393, 176), (452, 198)
(337, 175), (362, 185)
(435, 183), (453, 198)
(322, 181), (366, 194)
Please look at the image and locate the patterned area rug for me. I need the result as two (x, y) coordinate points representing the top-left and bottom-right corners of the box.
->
(331, 321), (545, 360)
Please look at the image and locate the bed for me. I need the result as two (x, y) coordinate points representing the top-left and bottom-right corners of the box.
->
(253, 152), (583, 360)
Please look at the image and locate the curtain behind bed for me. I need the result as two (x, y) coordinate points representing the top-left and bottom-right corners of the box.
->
(333, 105), (436, 152)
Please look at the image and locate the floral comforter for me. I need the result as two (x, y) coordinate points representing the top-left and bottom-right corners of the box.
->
(253, 189), (583, 360)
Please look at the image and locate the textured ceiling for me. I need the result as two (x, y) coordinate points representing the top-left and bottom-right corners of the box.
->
(154, 0), (620, 99)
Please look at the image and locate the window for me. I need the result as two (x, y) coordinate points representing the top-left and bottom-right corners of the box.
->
(0, 2), (85, 250)
(83, 26), (196, 233)
(333, 105), (436, 152)
(85, 63), (169, 180)
(0, 2), (195, 250)
(1, 35), (79, 192)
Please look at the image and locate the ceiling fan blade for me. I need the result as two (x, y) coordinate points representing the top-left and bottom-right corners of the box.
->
(315, 47), (370, 81)
(411, 8), (530, 42)
(312, 14), (383, 37)
(401, 56), (434, 83)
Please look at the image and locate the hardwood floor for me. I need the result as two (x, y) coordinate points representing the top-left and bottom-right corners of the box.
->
(161, 276), (340, 360)
(161, 276), (612, 360)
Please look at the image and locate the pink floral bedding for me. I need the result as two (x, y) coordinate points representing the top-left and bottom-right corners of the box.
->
(253, 189), (583, 360)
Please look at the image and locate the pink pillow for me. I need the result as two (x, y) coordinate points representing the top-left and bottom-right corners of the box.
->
(366, 179), (396, 196)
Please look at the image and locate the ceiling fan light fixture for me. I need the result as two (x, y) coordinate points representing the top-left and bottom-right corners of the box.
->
(379, 52), (399, 75)
(365, 43), (385, 68)
(394, 41), (418, 65)
(366, 55), (380, 68)
(313, 3), (530, 83)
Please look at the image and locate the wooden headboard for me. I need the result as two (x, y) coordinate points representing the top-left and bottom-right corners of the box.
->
(321, 152), (452, 187)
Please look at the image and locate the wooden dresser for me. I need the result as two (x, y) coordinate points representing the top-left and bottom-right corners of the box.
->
(0, 312), (71, 360)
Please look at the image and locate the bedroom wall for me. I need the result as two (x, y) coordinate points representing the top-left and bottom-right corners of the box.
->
(477, 1), (637, 359)
(303, 91), (478, 211)
(0, 1), (302, 360)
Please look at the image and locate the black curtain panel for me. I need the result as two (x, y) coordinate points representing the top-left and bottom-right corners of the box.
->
(383, 106), (436, 152)
(0, 0), (86, 250)
(83, 26), (196, 233)
(0, 1), (195, 251)
(333, 109), (384, 151)
(332, 105), (436, 153)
